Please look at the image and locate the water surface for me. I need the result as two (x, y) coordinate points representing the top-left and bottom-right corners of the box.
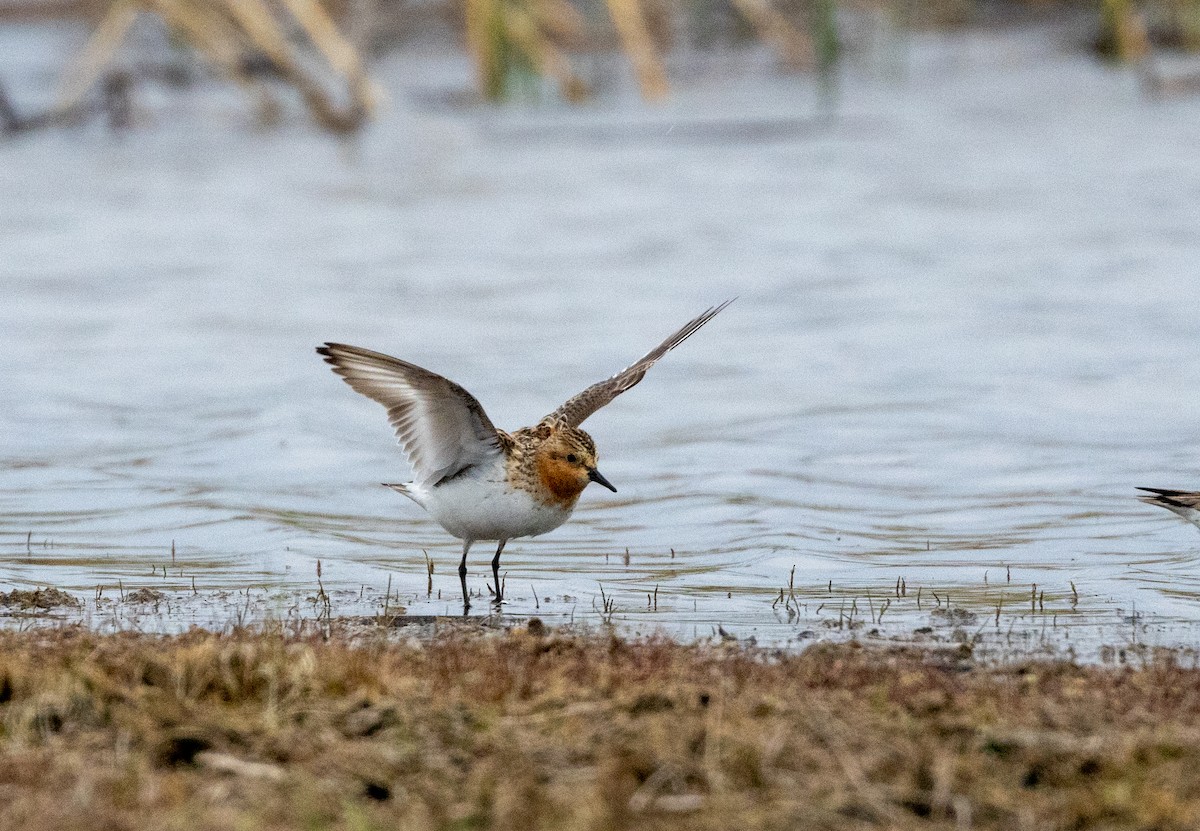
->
(4, 22), (1200, 655)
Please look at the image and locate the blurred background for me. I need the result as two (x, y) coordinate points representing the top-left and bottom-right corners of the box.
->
(2, 0), (1200, 652)
(1, 0), (1195, 127)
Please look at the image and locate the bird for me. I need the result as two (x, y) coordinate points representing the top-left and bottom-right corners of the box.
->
(1137, 487), (1200, 531)
(317, 300), (732, 609)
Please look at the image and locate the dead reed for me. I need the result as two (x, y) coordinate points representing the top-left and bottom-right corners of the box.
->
(46, 0), (378, 133)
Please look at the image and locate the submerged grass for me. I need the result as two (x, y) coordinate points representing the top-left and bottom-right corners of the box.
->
(3, 625), (1200, 829)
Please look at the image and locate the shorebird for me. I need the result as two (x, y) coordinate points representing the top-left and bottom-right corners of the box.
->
(1137, 487), (1200, 531)
(317, 300), (731, 608)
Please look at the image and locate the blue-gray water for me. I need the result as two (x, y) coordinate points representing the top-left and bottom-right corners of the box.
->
(3, 20), (1200, 654)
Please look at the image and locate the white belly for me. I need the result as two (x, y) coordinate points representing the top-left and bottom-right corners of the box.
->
(414, 471), (575, 541)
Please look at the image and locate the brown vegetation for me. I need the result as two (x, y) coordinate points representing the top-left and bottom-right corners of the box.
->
(0, 587), (80, 610)
(56, 0), (377, 131)
(3, 625), (1200, 829)
(8, 0), (1200, 126)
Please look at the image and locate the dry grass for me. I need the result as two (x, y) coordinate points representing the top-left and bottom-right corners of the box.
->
(3, 625), (1200, 829)
(0, 588), (80, 610)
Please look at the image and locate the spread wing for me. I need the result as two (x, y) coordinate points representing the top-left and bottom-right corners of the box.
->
(318, 342), (510, 487)
(544, 300), (733, 429)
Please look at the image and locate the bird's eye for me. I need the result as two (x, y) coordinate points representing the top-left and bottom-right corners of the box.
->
(566, 454), (578, 464)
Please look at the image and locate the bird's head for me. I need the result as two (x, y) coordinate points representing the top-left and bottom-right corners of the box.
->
(536, 425), (616, 504)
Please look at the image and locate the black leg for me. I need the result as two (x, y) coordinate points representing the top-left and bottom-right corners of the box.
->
(491, 539), (507, 603)
(459, 539), (473, 613)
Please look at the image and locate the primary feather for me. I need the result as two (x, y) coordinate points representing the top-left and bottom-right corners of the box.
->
(1137, 487), (1200, 530)
(317, 343), (510, 487)
(545, 299), (734, 429)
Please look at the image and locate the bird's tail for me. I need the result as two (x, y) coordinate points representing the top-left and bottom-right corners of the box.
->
(382, 482), (423, 505)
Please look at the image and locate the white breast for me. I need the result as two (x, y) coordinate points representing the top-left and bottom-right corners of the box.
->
(410, 463), (575, 542)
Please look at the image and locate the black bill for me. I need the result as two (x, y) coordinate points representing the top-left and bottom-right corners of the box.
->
(587, 468), (617, 492)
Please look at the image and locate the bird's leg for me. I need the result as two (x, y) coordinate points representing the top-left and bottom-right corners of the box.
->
(491, 539), (507, 603)
(459, 539), (473, 613)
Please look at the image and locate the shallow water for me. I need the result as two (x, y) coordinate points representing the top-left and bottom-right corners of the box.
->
(4, 20), (1200, 654)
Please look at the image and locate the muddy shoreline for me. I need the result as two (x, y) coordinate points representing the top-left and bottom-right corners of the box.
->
(3, 625), (1200, 829)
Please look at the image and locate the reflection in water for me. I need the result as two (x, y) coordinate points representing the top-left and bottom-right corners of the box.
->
(4, 24), (1200, 655)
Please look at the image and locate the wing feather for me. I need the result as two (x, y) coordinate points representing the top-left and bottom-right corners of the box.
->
(1138, 487), (1200, 511)
(318, 343), (509, 486)
(545, 300), (733, 428)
